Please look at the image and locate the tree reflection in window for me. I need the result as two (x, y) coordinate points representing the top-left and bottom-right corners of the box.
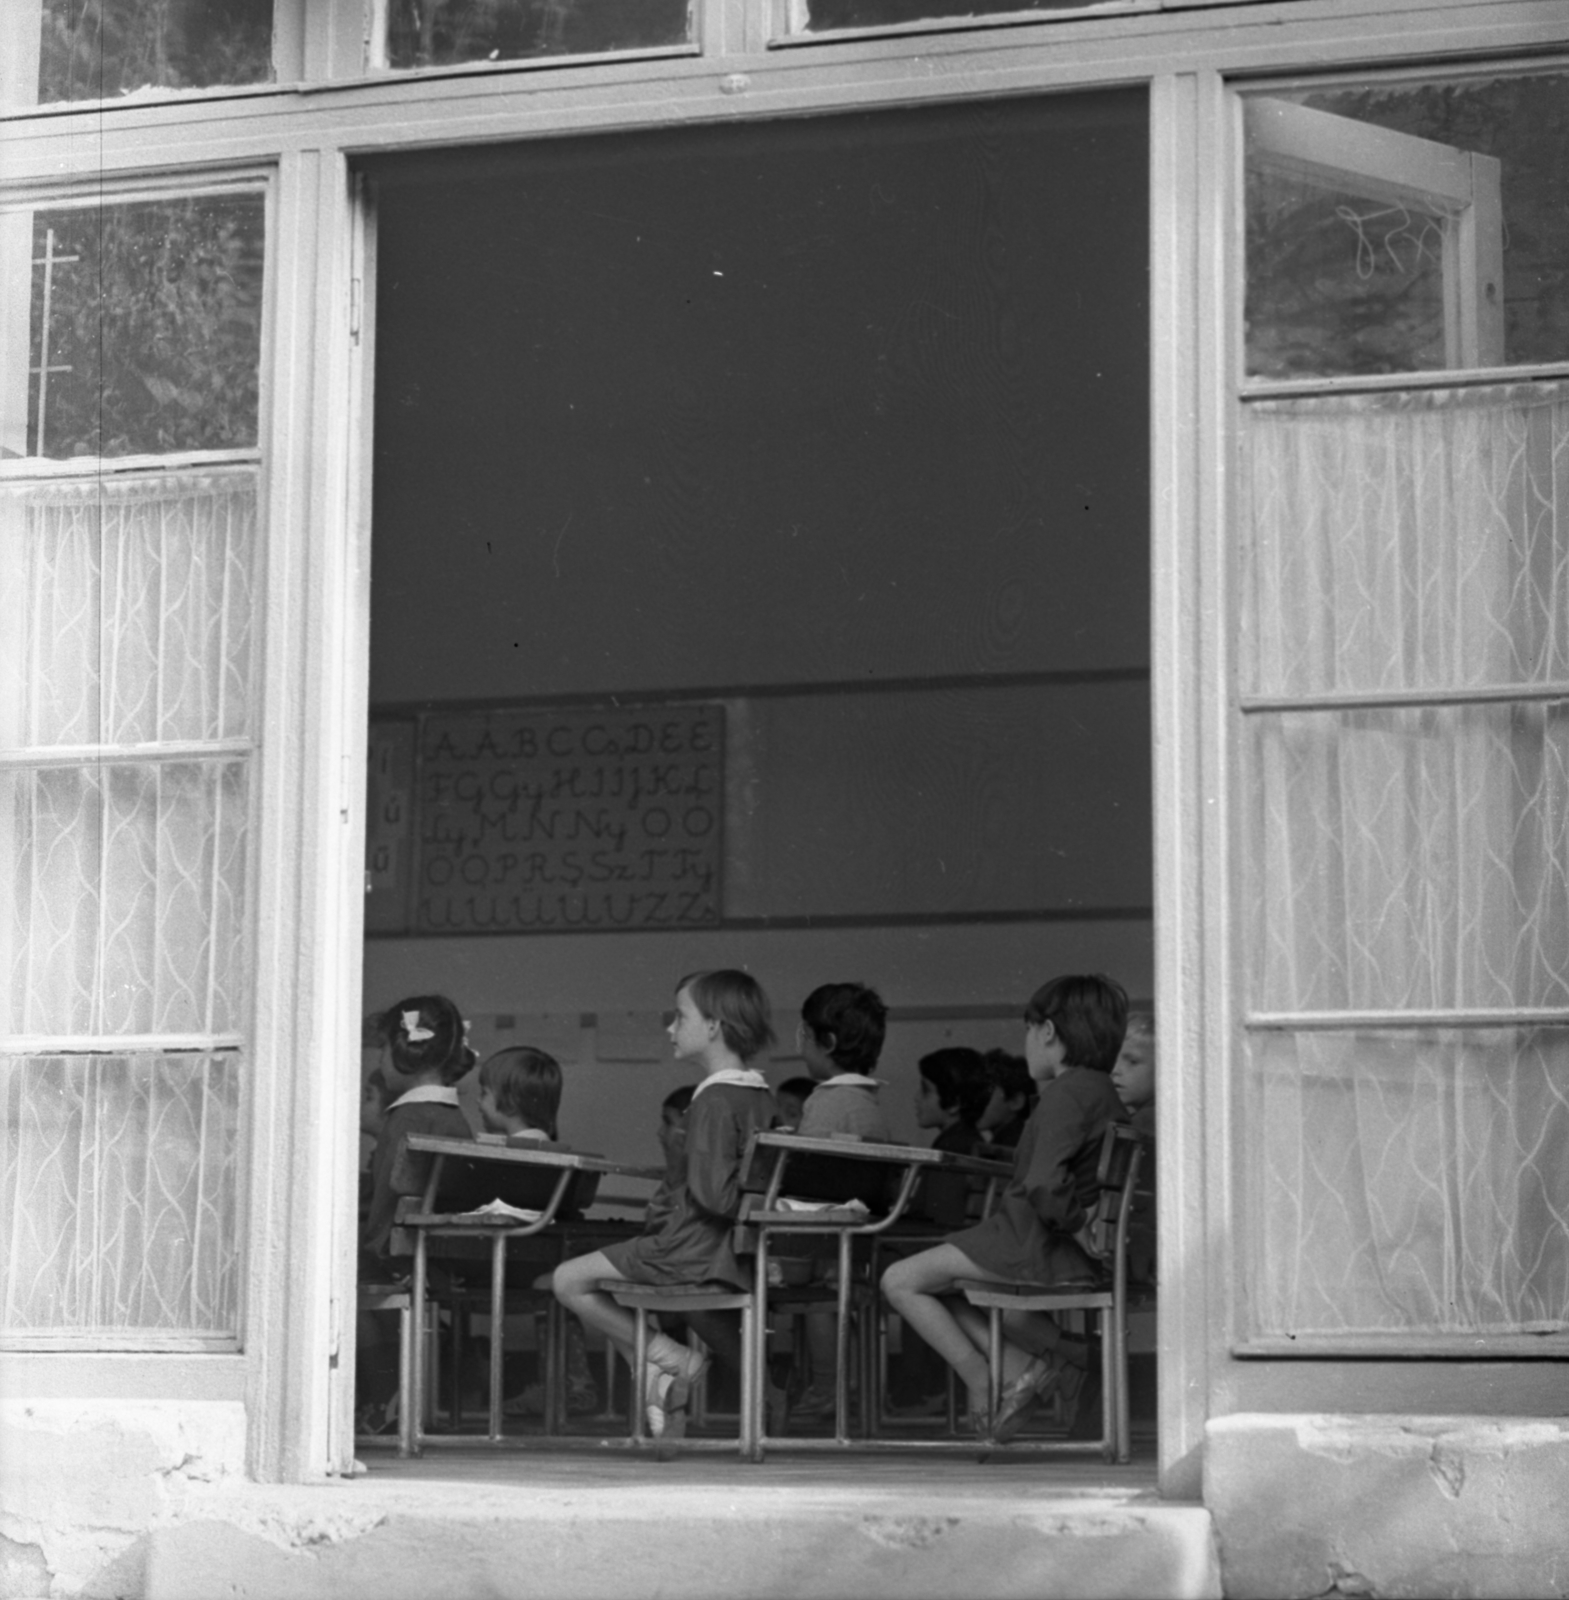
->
(26, 195), (264, 460)
(386, 0), (690, 68)
(37, 0), (272, 104)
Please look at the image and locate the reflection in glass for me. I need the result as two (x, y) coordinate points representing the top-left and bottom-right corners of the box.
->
(1245, 74), (1569, 379)
(386, 0), (691, 67)
(19, 194), (263, 460)
(37, 0), (272, 103)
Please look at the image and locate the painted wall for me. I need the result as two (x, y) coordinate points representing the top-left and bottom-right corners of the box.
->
(363, 90), (1151, 1170)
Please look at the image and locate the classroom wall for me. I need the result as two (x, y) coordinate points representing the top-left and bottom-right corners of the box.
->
(362, 89), (1152, 1172)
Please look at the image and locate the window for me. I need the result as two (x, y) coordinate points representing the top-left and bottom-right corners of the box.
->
(379, 0), (692, 70)
(0, 187), (265, 1347)
(3, 0), (273, 111)
(1236, 71), (1569, 1350)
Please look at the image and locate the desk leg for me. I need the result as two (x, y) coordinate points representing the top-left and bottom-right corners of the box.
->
(405, 1237), (427, 1458)
(489, 1233), (506, 1442)
(834, 1231), (851, 1446)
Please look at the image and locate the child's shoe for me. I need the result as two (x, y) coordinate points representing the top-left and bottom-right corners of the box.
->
(645, 1346), (710, 1440)
(791, 1381), (837, 1418)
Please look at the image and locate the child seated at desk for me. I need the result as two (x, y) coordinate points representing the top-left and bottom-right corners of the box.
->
(880, 973), (1129, 1442)
(553, 968), (781, 1444)
(357, 994), (475, 1433)
(783, 982), (892, 1418)
(1110, 1010), (1156, 1287)
(977, 1049), (1038, 1152)
(467, 1044), (604, 1420)
(774, 1076), (815, 1130)
(794, 982), (893, 1142)
(910, 1047), (988, 1227)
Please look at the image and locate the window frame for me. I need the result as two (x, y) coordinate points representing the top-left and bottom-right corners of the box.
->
(1226, 62), (1569, 1359)
(0, 0), (1562, 1499)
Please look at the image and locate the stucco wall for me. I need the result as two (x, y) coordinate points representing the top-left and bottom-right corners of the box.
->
(0, 1401), (245, 1600)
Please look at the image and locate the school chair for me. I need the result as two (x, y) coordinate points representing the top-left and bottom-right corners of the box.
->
(958, 1121), (1148, 1463)
(599, 1279), (763, 1460)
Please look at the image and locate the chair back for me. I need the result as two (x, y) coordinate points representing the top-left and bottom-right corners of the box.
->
(1074, 1121), (1147, 1267)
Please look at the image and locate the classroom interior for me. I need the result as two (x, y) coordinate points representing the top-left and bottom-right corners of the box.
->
(356, 86), (1154, 1444)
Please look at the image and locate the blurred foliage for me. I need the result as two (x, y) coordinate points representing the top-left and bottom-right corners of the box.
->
(387, 0), (688, 66)
(1246, 73), (1569, 378)
(28, 196), (264, 458)
(38, 0), (271, 103)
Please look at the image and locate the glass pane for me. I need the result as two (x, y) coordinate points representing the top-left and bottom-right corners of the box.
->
(36, 0), (272, 104)
(12, 194), (263, 460)
(1239, 383), (1569, 699)
(0, 468), (259, 748)
(385, 0), (690, 67)
(1244, 1027), (1569, 1340)
(0, 1053), (241, 1337)
(1, 761), (250, 1037)
(791, 0), (1107, 32)
(1245, 73), (1569, 379)
(1245, 704), (1569, 1016)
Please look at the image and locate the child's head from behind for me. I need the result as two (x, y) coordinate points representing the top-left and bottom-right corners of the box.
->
(380, 995), (473, 1087)
(1023, 973), (1129, 1077)
(673, 969), (775, 1063)
(799, 982), (888, 1081)
(1111, 1011), (1155, 1111)
(916, 1047), (988, 1130)
(478, 1046), (563, 1138)
(775, 1075), (816, 1127)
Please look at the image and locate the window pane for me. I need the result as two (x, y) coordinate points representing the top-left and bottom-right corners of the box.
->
(1245, 703), (1569, 1015)
(1245, 73), (1569, 379)
(13, 194), (263, 460)
(1245, 1027), (1569, 1341)
(1, 761), (250, 1037)
(0, 469), (259, 747)
(789, 0), (1111, 33)
(1240, 383), (1569, 699)
(0, 1053), (241, 1338)
(36, 0), (271, 104)
(385, 0), (691, 68)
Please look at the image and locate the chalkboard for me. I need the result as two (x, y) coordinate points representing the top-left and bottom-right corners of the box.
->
(368, 704), (724, 935)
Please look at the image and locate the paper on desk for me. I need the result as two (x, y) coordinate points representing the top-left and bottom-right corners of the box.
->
(445, 1199), (544, 1224)
(775, 1196), (870, 1215)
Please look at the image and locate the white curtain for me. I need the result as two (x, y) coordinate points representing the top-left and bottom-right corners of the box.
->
(0, 468), (254, 1338)
(1241, 382), (1569, 1339)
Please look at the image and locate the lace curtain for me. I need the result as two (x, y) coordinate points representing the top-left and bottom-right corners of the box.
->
(0, 468), (254, 1339)
(1240, 381), (1569, 1340)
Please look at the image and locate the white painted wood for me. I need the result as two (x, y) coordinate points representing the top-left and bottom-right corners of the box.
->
(1149, 68), (1209, 1504)
(0, 3), (1562, 188)
(244, 146), (366, 1484)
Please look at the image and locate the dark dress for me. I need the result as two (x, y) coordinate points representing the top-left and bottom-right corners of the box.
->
(947, 1066), (1127, 1284)
(362, 1097), (472, 1259)
(601, 1079), (778, 1288)
(913, 1119), (984, 1228)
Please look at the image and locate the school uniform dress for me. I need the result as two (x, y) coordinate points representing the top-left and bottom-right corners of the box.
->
(601, 1069), (778, 1289)
(363, 1084), (472, 1259)
(947, 1066), (1127, 1284)
(797, 1073), (893, 1142)
(915, 1118), (984, 1228)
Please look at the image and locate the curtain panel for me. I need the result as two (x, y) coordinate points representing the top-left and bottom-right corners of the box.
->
(0, 467), (254, 1340)
(1240, 381), (1569, 1341)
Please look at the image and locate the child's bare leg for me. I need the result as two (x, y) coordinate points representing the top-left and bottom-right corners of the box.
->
(552, 1251), (640, 1367)
(881, 1244), (993, 1411)
(950, 1299), (1042, 1387)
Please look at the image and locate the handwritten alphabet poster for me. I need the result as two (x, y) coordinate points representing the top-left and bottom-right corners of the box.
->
(367, 703), (724, 935)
